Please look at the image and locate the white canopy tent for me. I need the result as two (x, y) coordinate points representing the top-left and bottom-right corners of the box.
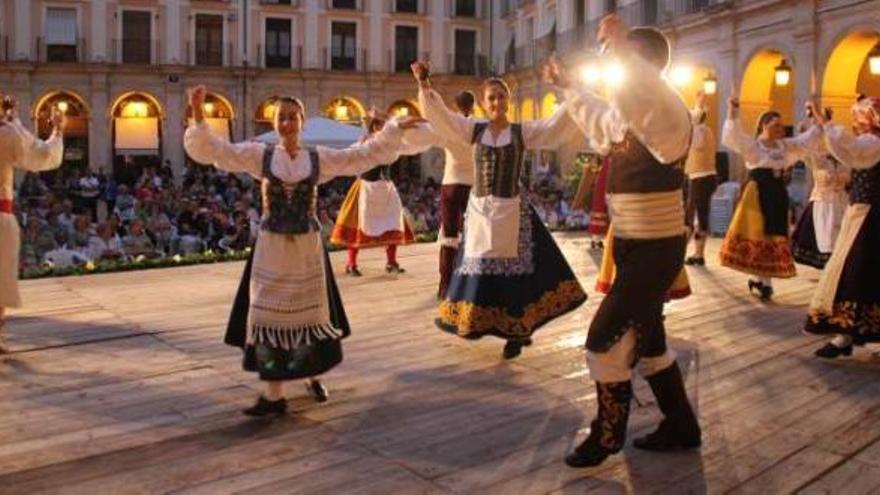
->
(254, 116), (364, 148)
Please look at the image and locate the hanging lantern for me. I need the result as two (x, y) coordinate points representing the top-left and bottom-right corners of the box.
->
(703, 73), (718, 95)
(56, 101), (69, 113)
(774, 59), (792, 87)
(869, 45), (880, 76)
(203, 102), (215, 117)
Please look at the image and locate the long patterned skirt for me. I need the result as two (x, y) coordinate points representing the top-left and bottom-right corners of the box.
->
(719, 180), (796, 279)
(804, 203), (880, 343)
(791, 197), (847, 269)
(225, 232), (350, 381)
(437, 200), (587, 341)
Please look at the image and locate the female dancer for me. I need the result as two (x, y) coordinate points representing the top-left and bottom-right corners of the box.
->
(720, 97), (821, 301)
(804, 98), (880, 358)
(331, 109), (414, 276)
(411, 62), (587, 360)
(185, 86), (420, 416)
(0, 96), (65, 353)
(790, 109), (849, 269)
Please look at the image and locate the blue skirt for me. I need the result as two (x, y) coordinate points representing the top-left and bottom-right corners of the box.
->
(437, 204), (587, 342)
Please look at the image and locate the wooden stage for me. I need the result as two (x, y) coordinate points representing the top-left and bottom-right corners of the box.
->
(2, 234), (879, 494)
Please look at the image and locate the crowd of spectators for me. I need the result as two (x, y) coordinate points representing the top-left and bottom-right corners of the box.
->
(14, 157), (581, 273)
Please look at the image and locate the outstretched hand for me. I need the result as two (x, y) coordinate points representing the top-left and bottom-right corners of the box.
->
(188, 85), (208, 123)
(728, 97), (740, 116)
(410, 61), (431, 89)
(50, 107), (66, 133)
(805, 101), (826, 125)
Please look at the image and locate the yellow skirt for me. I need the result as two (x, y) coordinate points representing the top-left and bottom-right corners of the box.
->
(595, 224), (691, 300)
(329, 180), (414, 249)
(718, 181), (796, 279)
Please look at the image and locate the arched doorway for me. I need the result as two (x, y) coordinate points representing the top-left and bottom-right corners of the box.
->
(739, 49), (795, 137)
(254, 98), (277, 136)
(387, 99), (421, 119)
(33, 91), (89, 171)
(324, 96), (365, 126)
(110, 92), (163, 185)
(540, 92), (558, 119)
(185, 91), (234, 141)
(822, 31), (880, 128)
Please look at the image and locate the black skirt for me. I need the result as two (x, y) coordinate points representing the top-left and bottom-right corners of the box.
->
(685, 175), (717, 233)
(791, 202), (830, 269)
(225, 245), (350, 380)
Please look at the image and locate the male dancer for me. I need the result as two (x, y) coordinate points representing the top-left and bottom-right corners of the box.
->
(684, 90), (717, 266)
(0, 95), (65, 353)
(546, 15), (701, 467)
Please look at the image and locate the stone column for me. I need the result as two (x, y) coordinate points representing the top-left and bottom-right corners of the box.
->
(88, 72), (111, 174)
(13, 0), (31, 61)
(91, 0), (108, 62)
(304, 0), (320, 69)
(165, 0), (182, 64)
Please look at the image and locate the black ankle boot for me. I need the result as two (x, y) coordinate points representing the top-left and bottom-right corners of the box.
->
(243, 396), (287, 417)
(502, 338), (532, 360)
(306, 380), (329, 403)
(565, 381), (632, 468)
(814, 342), (853, 359)
(633, 363), (701, 452)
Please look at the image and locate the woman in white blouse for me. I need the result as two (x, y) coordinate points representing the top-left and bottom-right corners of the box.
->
(184, 86), (422, 417)
(720, 97), (822, 301)
(804, 98), (880, 359)
(411, 61), (587, 360)
(0, 97), (64, 353)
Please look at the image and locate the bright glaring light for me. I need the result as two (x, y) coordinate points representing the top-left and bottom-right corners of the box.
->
(333, 104), (350, 121)
(203, 102), (215, 116)
(605, 63), (626, 87)
(122, 101), (149, 118)
(56, 101), (69, 113)
(703, 76), (718, 95)
(579, 65), (602, 85)
(869, 50), (880, 75)
(670, 66), (693, 87)
(396, 106), (409, 117)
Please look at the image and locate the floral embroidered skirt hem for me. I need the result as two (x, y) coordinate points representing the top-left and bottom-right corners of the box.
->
(437, 205), (587, 341)
(719, 181), (796, 279)
(805, 204), (880, 342)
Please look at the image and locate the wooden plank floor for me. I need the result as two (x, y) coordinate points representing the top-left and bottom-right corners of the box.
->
(2, 234), (879, 494)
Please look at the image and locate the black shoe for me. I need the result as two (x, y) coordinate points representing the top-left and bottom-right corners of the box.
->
(814, 342), (853, 359)
(385, 263), (405, 274)
(685, 256), (705, 266)
(632, 364), (701, 452)
(503, 340), (524, 360)
(345, 265), (362, 277)
(565, 381), (633, 468)
(597, 240), (604, 249)
(758, 285), (773, 302)
(242, 396), (287, 417)
(747, 279), (762, 294)
(306, 380), (329, 403)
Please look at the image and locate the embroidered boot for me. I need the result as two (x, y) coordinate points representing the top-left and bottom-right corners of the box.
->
(633, 363), (701, 451)
(565, 380), (632, 468)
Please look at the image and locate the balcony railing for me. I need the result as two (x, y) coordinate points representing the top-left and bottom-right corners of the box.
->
(259, 0), (301, 5)
(36, 37), (87, 63)
(665, 0), (720, 20)
(449, 53), (489, 77)
(448, 0), (483, 18)
(257, 44), (303, 69)
(112, 38), (160, 65)
(186, 41), (232, 67)
(323, 47), (367, 71)
(387, 49), (429, 73)
(326, 0), (363, 11)
(387, 0), (427, 15)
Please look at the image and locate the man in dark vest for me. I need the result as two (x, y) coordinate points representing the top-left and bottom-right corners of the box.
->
(545, 14), (702, 467)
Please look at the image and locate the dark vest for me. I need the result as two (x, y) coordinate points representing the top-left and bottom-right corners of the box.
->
(850, 162), (880, 205)
(748, 168), (789, 236)
(470, 123), (528, 198)
(361, 164), (392, 182)
(259, 147), (320, 235)
(606, 132), (686, 194)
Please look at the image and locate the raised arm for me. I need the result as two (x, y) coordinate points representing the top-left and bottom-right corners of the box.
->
(822, 124), (880, 170)
(316, 119), (405, 182)
(12, 118), (64, 172)
(781, 124), (823, 165)
(721, 115), (761, 165)
(418, 88), (475, 145)
(183, 122), (265, 177)
(521, 99), (579, 149)
(561, 87), (621, 155)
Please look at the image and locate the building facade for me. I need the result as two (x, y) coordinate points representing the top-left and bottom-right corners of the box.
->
(0, 0), (490, 177)
(493, 0), (880, 179)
